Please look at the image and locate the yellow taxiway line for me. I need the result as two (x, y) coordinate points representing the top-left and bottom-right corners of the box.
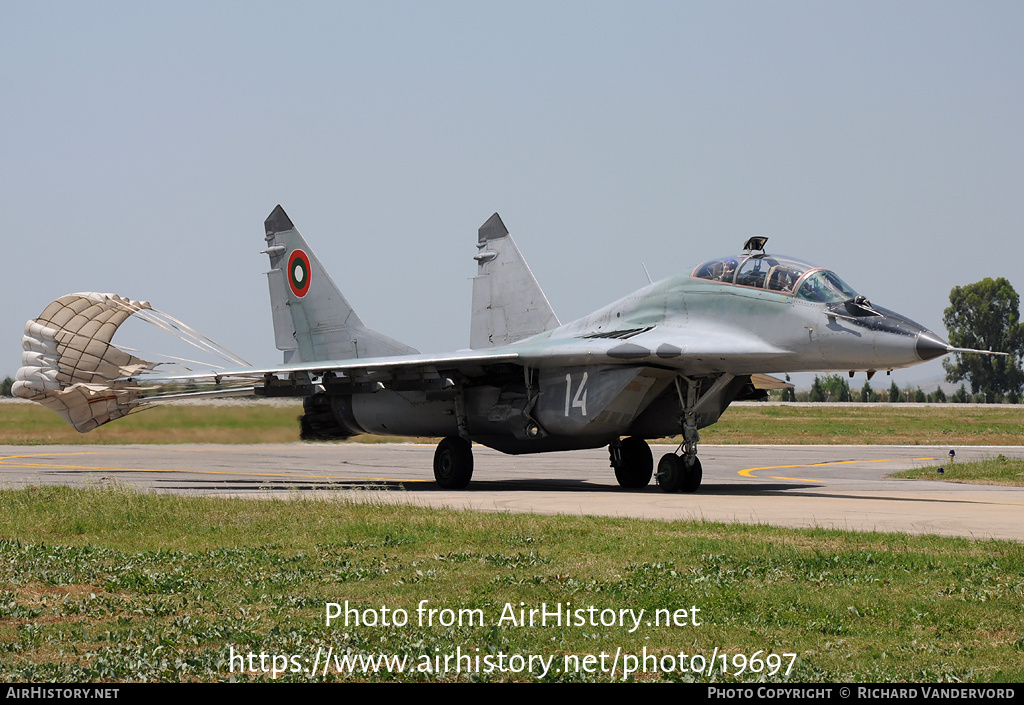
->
(737, 457), (938, 482)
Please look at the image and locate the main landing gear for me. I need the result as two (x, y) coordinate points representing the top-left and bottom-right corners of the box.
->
(434, 388), (475, 489)
(609, 436), (654, 488)
(433, 436), (474, 489)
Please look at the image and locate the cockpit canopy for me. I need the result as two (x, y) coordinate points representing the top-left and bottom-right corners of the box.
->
(692, 254), (861, 303)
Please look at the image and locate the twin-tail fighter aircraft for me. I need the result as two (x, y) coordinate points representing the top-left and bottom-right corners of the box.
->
(14, 206), (996, 492)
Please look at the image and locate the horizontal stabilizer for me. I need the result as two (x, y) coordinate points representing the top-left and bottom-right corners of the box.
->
(750, 373), (794, 390)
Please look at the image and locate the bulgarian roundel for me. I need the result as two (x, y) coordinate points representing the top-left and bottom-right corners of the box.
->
(287, 249), (311, 298)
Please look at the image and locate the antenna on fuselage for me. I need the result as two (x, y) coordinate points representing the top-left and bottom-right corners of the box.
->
(743, 236), (768, 254)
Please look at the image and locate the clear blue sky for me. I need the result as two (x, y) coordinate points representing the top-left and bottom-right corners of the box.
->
(4, 2), (1022, 390)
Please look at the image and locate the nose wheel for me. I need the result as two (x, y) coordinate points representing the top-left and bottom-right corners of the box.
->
(656, 453), (702, 493)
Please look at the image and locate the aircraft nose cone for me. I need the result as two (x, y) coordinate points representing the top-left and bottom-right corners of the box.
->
(916, 331), (950, 361)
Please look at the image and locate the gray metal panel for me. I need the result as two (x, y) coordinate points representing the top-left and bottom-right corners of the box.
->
(266, 268), (298, 359)
(470, 217), (559, 349)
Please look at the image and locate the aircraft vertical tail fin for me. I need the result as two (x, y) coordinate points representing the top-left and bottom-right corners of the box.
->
(470, 213), (560, 348)
(263, 206), (419, 363)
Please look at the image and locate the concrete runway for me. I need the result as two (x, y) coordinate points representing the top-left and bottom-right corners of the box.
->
(2, 443), (1023, 541)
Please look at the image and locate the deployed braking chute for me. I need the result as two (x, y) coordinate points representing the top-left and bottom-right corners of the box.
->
(14, 292), (254, 432)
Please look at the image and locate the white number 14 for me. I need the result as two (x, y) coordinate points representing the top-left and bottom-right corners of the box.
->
(564, 373), (588, 416)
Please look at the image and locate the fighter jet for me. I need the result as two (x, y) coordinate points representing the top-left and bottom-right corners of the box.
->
(15, 206), (992, 492)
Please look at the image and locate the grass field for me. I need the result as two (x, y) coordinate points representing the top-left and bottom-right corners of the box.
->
(3, 400), (1023, 447)
(0, 400), (305, 446)
(2, 401), (1022, 682)
(894, 455), (1024, 487)
(1, 485), (1022, 682)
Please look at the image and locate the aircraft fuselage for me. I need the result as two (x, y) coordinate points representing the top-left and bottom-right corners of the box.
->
(311, 256), (944, 456)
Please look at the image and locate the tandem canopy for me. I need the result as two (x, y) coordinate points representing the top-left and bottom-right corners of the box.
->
(14, 292), (252, 432)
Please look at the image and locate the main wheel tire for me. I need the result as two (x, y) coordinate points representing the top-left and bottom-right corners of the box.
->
(656, 453), (683, 493)
(613, 437), (653, 488)
(433, 436), (474, 489)
(681, 457), (702, 493)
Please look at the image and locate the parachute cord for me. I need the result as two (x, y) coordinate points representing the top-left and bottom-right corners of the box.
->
(132, 308), (241, 365)
(100, 296), (246, 367)
(126, 306), (251, 368)
(124, 309), (224, 364)
(111, 345), (229, 371)
(147, 307), (251, 366)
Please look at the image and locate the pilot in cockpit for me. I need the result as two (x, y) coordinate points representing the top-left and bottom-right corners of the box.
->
(767, 264), (797, 292)
(719, 259), (737, 282)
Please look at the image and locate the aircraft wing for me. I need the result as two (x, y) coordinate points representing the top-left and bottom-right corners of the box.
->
(122, 349), (524, 398)
(126, 323), (795, 394)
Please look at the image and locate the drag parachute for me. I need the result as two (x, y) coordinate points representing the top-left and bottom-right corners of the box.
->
(14, 292), (253, 432)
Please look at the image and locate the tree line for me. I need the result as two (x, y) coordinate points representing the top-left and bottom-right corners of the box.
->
(777, 373), (1001, 404)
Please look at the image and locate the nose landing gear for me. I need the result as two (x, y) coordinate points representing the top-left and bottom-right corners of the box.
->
(656, 452), (702, 493)
(657, 376), (703, 493)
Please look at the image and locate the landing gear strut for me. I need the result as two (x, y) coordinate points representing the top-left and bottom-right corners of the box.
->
(657, 376), (703, 493)
(434, 436), (474, 489)
(609, 436), (653, 488)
